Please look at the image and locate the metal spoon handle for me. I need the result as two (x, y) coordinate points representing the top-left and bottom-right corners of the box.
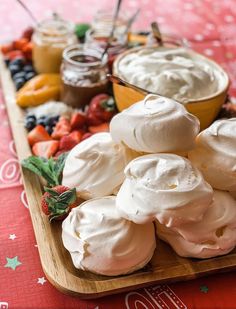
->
(151, 21), (163, 46)
(107, 74), (149, 95)
(15, 0), (38, 24)
(101, 0), (123, 58)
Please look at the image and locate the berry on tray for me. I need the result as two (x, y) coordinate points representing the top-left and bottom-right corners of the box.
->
(88, 122), (110, 133)
(14, 77), (25, 90)
(27, 125), (52, 146)
(51, 116), (71, 139)
(59, 130), (83, 151)
(41, 186), (78, 221)
(70, 112), (87, 130)
(32, 140), (59, 158)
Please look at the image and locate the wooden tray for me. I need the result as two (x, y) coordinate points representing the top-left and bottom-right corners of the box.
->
(1, 53), (236, 299)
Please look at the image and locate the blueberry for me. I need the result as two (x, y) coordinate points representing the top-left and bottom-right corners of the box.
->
(45, 125), (53, 135)
(10, 57), (25, 68)
(9, 64), (21, 77)
(25, 120), (36, 131)
(25, 71), (36, 81)
(13, 71), (26, 81)
(37, 116), (47, 126)
(26, 114), (36, 121)
(45, 117), (56, 127)
(4, 58), (10, 67)
(14, 78), (25, 90)
(23, 65), (35, 73)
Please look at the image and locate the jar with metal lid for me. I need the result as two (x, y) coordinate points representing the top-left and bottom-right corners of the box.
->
(60, 44), (109, 108)
(32, 14), (77, 74)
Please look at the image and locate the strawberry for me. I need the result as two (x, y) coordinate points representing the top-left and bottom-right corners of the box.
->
(32, 140), (59, 158)
(22, 42), (33, 60)
(1, 43), (14, 55)
(28, 125), (52, 146)
(54, 149), (67, 158)
(81, 132), (93, 141)
(6, 50), (24, 61)
(22, 26), (34, 40)
(86, 94), (117, 125)
(88, 122), (109, 134)
(51, 116), (71, 140)
(70, 112), (87, 130)
(41, 185), (77, 221)
(13, 38), (29, 51)
(59, 130), (83, 151)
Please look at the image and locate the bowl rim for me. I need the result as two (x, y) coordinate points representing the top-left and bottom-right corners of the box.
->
(113, 45), (230, 104)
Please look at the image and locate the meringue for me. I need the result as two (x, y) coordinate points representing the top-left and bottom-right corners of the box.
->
(188, 118), (236, 192)
(117, 47), (228, 103)
(116, 153), (213, 226)
(62, 132), (138, 199)
(62, 196), (156, 276)
(110, 94), (200, 153)
(156, 190), (236, 258)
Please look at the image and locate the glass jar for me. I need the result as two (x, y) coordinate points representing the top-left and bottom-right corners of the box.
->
(32, 15), (77, 73)
(60, 44), (109, 108)
(85, 29), (127, 71)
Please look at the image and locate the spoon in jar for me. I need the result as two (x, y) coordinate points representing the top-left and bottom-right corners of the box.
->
(151, 21), (163, 46)
(101, 0), (123, 59)
(15, 0), (38, 25)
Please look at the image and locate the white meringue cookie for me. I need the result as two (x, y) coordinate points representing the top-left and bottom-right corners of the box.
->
(110, 94), (200, 153)
(116, 154), (213, 226)
(156, 190), (236, 258)
(62, 132), (138, 199)
(62, 196), (156, 276)
(188, 118), (236, 192)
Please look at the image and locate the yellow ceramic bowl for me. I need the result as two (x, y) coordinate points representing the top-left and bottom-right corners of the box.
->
(113, 46), (230, 130)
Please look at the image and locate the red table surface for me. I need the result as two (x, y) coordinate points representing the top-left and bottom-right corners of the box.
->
(1, 0), (236, 308)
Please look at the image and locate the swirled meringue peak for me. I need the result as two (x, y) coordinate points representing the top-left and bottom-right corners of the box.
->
(62, 196), (156, 276)
(156, 190), (236, 258)
(110, 94), (200, 153)
(62, 132), (138, 199)
(188, 118), (236, 192)
(116, 153), (213, 226)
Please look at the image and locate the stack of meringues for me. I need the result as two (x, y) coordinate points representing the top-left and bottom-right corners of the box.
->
(61, 94), (236, 276)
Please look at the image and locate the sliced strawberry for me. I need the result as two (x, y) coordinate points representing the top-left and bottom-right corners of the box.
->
(88, 122), (109, 134)
(51, 116), (71, 140)
(7, 50), (24, 61)
(22, 42), (33, 60)
(13, 38), (29, 51)
(54, 149), (67, 158)
(81, 132), (93, 141)
(28, 125), (51, 146)
(22, 27), (34, 40)
(70, 112), (87, 130)
(59, 130), (83, 151)
(32, 140), (59, 158)
(1, 43), (14, 55)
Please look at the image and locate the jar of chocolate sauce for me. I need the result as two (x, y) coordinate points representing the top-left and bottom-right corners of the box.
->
(60, 44), (108, 108)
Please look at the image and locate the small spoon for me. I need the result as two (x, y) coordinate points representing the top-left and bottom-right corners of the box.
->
(151, 21), (163, 46)
(107, 74), (150, 95)
(101, 0), (123, 59)
(15, 0), (38, 25)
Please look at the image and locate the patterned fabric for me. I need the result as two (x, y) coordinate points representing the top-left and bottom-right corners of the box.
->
(0, 0), (236, 308)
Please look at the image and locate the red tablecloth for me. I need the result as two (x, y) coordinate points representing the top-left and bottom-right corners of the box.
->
(1, 1), (236, 308)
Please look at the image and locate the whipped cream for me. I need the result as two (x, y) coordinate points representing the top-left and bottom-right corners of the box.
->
(188, 119), (236, 192)
(110, 94), (200, 154)
(27, 101), (74, 118)
(117, 47), (228, 103)
(116, 153), (213, 226)
(62, 196), (156, 276)
(62, 132), (138, 199)
(156, 190), (236, 258)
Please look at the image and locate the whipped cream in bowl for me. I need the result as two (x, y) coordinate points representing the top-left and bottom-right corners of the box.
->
(62, 196), (156, 276)
(116, 153), (213, 227)
(115, 46), (229, 103)
(62, 132), (139, 199)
